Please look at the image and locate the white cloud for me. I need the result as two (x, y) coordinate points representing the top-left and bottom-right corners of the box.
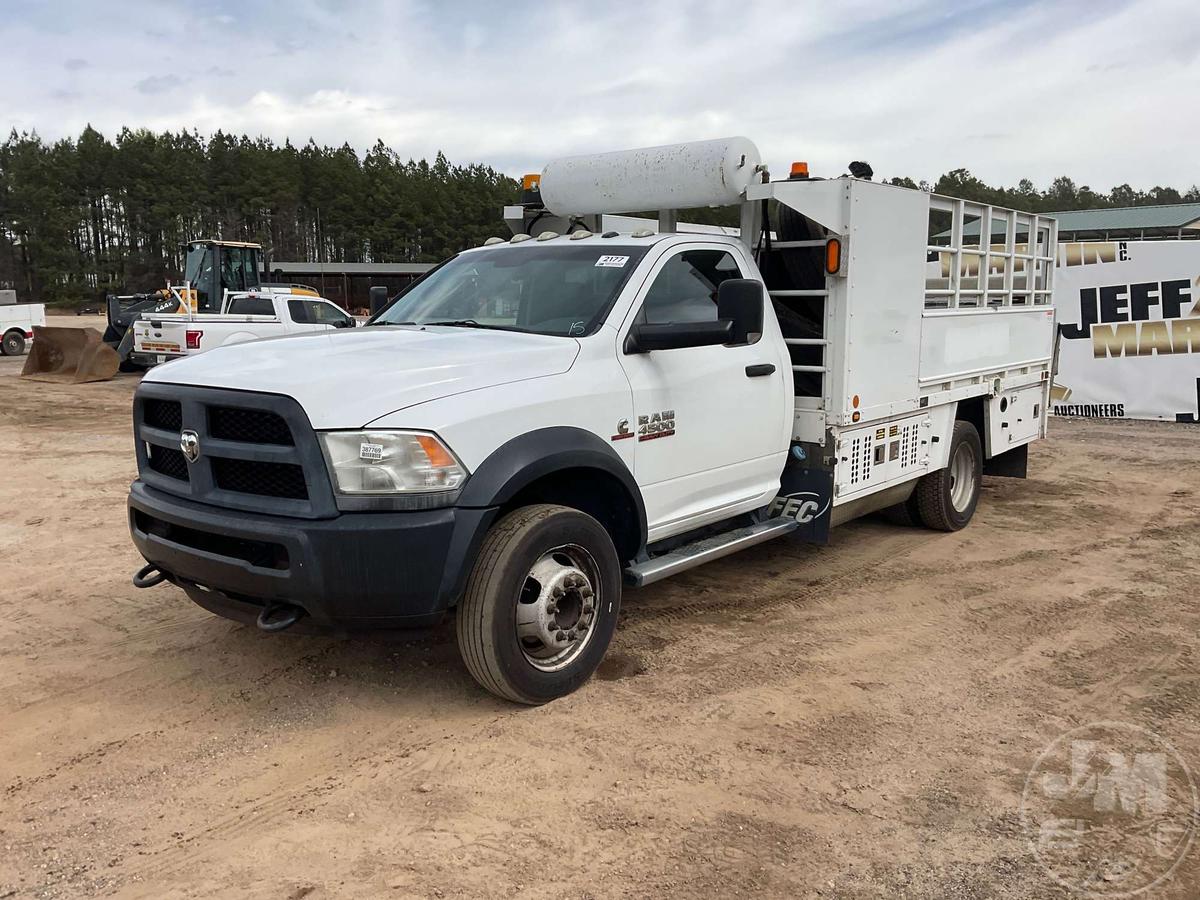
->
(3, 0), (1199, 190)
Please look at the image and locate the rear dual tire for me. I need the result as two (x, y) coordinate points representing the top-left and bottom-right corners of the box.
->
(884, 421), (983, 532)
(915, 421), (983, 531)
(456, 504), (621, 705)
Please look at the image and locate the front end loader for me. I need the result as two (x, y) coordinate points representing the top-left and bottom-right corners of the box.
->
(23, 239), (265, 382)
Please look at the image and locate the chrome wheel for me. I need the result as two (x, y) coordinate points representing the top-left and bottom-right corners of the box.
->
(515, 543), (600, 672)
(949, 441), (978, 513)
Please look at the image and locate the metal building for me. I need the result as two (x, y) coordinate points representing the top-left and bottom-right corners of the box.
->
(268, 261), (434, 310)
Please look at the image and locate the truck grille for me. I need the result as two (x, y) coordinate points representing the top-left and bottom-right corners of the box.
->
(148, 445), (190, 481)
(208, 406), (294, 445)
(144, 398), (183, 432)
(133, 384), (336, 518)
(212, 457), (308, 499)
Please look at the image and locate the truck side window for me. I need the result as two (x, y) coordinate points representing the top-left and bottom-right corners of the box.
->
(308, 301), (350, 325)
(287, 300), (312, 323)
(638, 250), (742, 325)
(227, 296), (274, 316)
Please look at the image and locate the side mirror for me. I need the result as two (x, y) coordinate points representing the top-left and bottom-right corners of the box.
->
(368, 285), (390, 316)
(625, 319), (732, 354)
(717, 279), (764, 345)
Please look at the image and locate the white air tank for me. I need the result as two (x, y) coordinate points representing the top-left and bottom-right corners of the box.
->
(539, 137), (761, 216)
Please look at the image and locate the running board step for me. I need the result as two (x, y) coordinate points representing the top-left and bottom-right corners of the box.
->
(624, 519), (798, 587)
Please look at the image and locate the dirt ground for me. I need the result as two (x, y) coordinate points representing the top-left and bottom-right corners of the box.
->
(1, 342), (1198, 899)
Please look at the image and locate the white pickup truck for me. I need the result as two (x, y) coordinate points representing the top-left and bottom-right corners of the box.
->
(129, 289), (355, 366)
(126, 138), (1057, 704)
(1, 300), (46, 356)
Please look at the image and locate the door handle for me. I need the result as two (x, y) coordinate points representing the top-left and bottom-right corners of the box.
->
(745, 363), (776, 377)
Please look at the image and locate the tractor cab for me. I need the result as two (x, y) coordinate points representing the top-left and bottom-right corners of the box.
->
(182, 240), (264, 312)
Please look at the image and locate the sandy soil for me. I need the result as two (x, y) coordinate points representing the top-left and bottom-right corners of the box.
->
(1, 365), (1198, 899)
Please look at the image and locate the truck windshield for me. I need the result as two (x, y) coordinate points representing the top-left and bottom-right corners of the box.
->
(372, 244), (648, 336)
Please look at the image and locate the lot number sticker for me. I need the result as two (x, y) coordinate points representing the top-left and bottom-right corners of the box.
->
(595, 255), (630, 268)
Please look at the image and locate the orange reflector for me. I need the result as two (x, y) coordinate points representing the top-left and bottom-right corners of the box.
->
(852, 411), (861, 423)
(522, 173), (541, 191)
(825, 238), (842, 275)
(415, 435), (456, 469)
(790, 161), (809, 178)
(852, 394), (860, 409)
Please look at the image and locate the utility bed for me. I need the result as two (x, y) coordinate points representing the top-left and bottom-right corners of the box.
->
(740, 176), (1056, 526)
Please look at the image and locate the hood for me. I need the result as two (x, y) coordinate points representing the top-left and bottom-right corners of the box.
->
(144, 326), (580, 428)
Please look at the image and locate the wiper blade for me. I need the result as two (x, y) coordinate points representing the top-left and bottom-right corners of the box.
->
(426, 319), (495, 329)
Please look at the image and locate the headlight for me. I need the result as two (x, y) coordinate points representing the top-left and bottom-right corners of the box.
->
(318, 431), (468, 500)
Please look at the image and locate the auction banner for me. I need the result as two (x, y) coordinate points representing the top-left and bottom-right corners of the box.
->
(1053, 240), (1200, 422)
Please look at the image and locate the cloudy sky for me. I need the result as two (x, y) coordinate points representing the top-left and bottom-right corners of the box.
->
(4, 0), (1199, 190)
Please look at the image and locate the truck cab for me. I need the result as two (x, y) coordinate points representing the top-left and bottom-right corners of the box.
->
(126, 138), (1057, 704)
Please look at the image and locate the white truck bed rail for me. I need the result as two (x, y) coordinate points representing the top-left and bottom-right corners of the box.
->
(925, 196), (1057, 310)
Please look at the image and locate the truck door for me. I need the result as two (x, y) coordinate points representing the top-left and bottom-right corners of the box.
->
(287, 299), (355, 333)
(617, 244), (788, 538)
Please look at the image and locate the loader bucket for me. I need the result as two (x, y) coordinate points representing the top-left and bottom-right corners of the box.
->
(21, 326), (121, 383)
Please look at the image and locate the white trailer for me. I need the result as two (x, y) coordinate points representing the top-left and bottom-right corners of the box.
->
(125, 138), (1057, 704)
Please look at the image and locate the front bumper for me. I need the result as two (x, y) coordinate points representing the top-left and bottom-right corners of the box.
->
(129, 480), (496, 629)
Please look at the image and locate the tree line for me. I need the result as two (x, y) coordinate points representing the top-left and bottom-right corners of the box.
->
(2, 126), (1197, 305)
(887, 170), (1200, 214)
(0, 127), (518, 304)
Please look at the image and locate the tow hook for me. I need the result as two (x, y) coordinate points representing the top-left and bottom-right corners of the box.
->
(132, 564), (167, 589)
(257, 602), (307, 633)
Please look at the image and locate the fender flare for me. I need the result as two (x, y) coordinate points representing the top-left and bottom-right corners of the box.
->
(457, 425), (647, 550)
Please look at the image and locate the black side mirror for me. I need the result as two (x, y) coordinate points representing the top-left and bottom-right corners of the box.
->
(717, 279), (764, 345)
(625, 319), (732, 354)
(368, 285), (389, 316)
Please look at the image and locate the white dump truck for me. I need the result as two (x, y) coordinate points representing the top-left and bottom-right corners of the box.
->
(126, 138), (1057, 703)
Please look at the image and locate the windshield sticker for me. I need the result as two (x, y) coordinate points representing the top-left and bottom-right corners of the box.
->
(595, 255), (630, 268)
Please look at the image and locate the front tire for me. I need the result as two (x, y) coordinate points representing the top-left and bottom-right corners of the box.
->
(456, 504), (621, 704)
(915, 421), (983, 531)
(1, 330), (25, 356)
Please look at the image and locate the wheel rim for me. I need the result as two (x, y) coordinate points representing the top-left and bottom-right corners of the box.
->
(515, 543), (601, 672)
(949, 441), (978, 513)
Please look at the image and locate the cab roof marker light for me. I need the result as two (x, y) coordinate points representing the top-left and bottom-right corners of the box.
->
(632, 229), (655, 238)
(536, 231), (560, 241)
(483, 237), (505, 246)
(569, 230), (593, 240)
(510, 233), (533, 243)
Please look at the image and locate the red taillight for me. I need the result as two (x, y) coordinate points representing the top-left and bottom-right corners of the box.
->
(185, 330), (203, 350)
